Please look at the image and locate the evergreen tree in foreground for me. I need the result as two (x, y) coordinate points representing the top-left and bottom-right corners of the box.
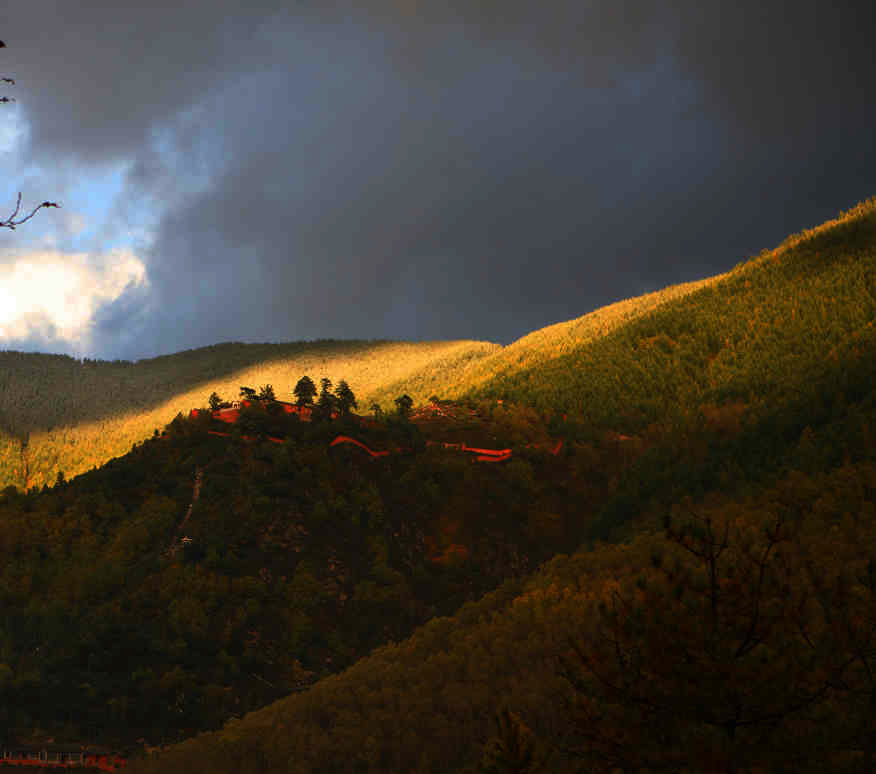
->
(314, 378), (336, 421)
(293, 376), (317, 407)
(394, 394), (413, 420)
(257, 384), (276, 402)
(334, 380), (357, 416)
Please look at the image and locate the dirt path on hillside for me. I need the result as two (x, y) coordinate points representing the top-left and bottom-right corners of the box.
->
(166, 467), (203, 556)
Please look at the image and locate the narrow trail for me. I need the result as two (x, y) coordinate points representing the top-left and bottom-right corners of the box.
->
(167, 466), (203, 556)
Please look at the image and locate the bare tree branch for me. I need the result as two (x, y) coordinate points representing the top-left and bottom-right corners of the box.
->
(1, 39), (61, 229)
(1, 192), (61, 230)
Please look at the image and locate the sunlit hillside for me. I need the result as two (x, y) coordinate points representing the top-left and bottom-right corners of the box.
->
(0, 272), (737, 491)
(370, 198), (876, 419)
(0, 339), (499, 489)
(474, 197), (876, 424)
(367, 274), (726, 409)
(4, 197), (874, 491)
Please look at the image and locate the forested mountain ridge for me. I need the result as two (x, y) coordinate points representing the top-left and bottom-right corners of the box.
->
(123, 197), (875, 773)
(473, 197), (875, 423)
(9, 191), (857, 494)
(0, 339), (499, 491)
(5, 196), (870, 497)
(0, 270), (737, 493)
(364, 273), (726, 409)
(0, 197), (872, 772)
(0, 397), (604, 750)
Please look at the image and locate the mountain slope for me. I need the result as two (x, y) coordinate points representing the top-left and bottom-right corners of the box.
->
(4, 199), (872, 494)
(0, 339), (498, 489)
(123, 196), (876, 773)
(361, 200), (874, 419)
(473, 197), (876, 424)
(128, 458), (876, 774)
(0, 400), (603, 747)
(366, 274), (725, 409)
(1, 197), (873, 770)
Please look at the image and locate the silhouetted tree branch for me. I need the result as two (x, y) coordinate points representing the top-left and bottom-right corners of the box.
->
(1, 39), (60, 230)
(2, 192), (61, 230)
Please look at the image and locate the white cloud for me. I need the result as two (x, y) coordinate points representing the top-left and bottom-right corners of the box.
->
(0, 248), (148, 352)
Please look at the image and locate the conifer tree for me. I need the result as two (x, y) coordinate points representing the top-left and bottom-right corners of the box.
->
(560, 502), (874, 773)
(394, 394), (413, 420)
(314, 378), (336, 421)
(293, 376), (317, 407)
(257, 384), (276, 403)
(334, 380), (357, 416)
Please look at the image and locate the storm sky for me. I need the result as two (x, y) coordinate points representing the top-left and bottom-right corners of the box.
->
(1, 1), (874, 360)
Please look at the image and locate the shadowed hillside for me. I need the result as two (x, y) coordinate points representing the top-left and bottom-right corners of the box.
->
(127, 458), (876, 774)
(0, 395), (604, 749)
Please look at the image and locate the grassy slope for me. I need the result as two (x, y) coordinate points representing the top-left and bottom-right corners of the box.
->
(127, 197), (876, 773)
(0, 339), (497, 489)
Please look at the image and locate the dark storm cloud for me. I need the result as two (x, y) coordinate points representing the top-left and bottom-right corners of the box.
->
(6, 1), (290, 164)
(4, 1), (875, 359)
(397, 0), (876, 138)
(670, 0), (876, 140)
